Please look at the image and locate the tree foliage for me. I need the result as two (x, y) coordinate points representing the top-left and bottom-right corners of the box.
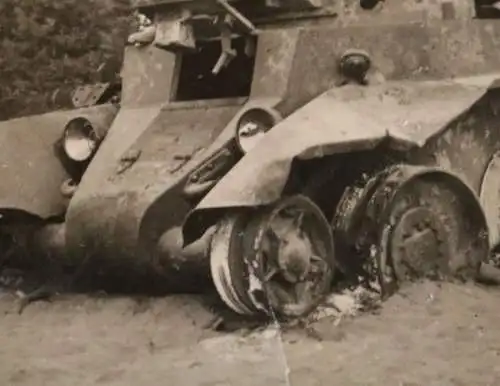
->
(0, 0), (133, 121)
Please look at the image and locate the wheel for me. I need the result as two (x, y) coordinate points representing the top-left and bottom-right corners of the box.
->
(210, 215), (257, 315)
(334, 165), (489, 298)
(209, 195), (335, 319)
(479, 150), (500, 249)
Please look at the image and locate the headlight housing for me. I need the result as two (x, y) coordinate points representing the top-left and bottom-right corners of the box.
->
(235, 107), (283, 154)
(62, 117), (100, 162)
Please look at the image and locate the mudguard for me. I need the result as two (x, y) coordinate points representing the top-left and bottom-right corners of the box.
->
(0, 104), (118, 219)
(183, 75), (499, 243)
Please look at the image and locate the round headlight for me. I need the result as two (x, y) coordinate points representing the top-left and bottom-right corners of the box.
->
(235, 107), (282, 154)
(63, 117), (99, 162)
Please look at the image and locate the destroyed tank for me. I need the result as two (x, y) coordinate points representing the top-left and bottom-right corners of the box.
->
(2, 0), (500, 319)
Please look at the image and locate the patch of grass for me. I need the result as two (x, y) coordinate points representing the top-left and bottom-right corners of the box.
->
(0, 0), (133, 121)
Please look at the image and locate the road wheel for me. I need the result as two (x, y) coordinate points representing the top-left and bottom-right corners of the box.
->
(210, 195), (335, 319)
(333, 165), (489, 298)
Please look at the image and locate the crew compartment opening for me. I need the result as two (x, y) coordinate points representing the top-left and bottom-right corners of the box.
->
(173, 36), (257, 102)
(474, 0), (500, 18)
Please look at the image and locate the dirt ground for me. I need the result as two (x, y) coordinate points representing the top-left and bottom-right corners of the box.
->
(2, 280), (500, 386)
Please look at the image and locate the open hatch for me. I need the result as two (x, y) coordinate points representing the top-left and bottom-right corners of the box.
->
(131, 0), (324, 102)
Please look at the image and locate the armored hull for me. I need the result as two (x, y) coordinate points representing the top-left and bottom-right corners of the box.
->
(3, 0), (500, 317)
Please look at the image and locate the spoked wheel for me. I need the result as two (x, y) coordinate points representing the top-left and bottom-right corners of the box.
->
(210, 195), (335, 319)
(334, 165), (489, 298)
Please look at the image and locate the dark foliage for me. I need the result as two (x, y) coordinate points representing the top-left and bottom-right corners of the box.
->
(0, 0), (133, 121)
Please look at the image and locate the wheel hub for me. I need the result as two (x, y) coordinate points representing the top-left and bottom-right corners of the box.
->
(275, 226), (312, 284)
(390, 207), (450, 281)
(254, 203), (333, 318)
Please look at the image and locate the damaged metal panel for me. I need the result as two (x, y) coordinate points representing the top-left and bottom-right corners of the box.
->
(186, 77), (494, 222)
(407, 78), (500, 190)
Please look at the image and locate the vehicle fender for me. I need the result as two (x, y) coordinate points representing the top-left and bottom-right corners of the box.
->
(183, 76), (496, 244)
(0, 104), (118, 219)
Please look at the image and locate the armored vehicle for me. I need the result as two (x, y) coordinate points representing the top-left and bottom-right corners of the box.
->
(2, 0), (500, 319)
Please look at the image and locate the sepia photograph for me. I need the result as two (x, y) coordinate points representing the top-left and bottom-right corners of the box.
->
(1, 0), (500, 385)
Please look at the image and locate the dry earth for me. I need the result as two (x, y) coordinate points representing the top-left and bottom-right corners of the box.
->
(1, 281), (500, 386)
